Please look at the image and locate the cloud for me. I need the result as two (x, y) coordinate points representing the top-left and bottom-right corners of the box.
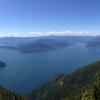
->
(0, 31), (97, 37)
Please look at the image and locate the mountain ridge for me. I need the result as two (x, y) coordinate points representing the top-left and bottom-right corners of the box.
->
(28, 61), (100, 100)
(0, 61), (100, 100)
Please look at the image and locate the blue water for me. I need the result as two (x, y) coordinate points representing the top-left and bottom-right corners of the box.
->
(0, 43), (100, 94)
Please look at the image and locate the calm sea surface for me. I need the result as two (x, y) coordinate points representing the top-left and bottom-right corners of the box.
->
(0, 43), (100, 94)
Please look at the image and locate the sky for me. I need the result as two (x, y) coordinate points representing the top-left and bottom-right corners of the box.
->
(0, 0), (100, 37)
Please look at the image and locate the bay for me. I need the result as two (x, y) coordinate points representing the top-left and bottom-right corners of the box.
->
(0, 43), (100, 94)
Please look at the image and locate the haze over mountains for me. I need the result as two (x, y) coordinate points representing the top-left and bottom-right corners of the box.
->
(87, 36), (100, 48)
(0, 38), (71, 53)
(0, 35), (100, 53)
(0, 35), (95, 53)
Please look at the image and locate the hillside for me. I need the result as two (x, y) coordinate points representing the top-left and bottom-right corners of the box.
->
(0, 61), (100, 100)
(0, 87), (25, 100)
(28, 61), (100, 100)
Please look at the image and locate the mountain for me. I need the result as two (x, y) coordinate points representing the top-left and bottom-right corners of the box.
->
(0, 38), (72, 53)
(90, 36), (100, 41)
(0, 87), (25, 100)
(0, 36), (94, 53)
(0, 61), (100, 99)
(87, 40), (100, 48)
(49, 36), (93, 43)
(18, 38), (72, 53)
(0, 37), (37, 45)
(0, 36), (93, 45)
(87, 36), (100, 48)
(28, 61), (100, 100)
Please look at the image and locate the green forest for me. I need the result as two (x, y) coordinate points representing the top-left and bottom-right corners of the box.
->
(1, 61), (100, 100)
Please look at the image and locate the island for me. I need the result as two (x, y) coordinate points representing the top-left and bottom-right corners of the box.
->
(0, 61), (6, 67)
(0, 38), (73, 53)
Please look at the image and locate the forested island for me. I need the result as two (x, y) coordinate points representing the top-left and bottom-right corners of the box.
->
(1, 61), (100, 100)
(0, 38), (72, 53)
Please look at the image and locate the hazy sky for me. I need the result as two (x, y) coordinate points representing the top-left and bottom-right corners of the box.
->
(0, 0), (100, 36)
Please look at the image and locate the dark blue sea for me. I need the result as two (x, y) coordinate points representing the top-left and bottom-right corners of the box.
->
(0, 43), (100, 94)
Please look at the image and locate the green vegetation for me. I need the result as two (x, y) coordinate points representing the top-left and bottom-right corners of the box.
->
(1, 61), (100, 100)
(28, 61), (100, 100)
(0, 87), (25, 100)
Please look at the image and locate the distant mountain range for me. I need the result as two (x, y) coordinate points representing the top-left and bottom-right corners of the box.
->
(0, 36), (94, 53)
(0, 38), (72, 53)
(1, 61), (100, 100)
(0, 37), (38, 45)
(0, 36), (94, 45)
(87, 36), (100, 48)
